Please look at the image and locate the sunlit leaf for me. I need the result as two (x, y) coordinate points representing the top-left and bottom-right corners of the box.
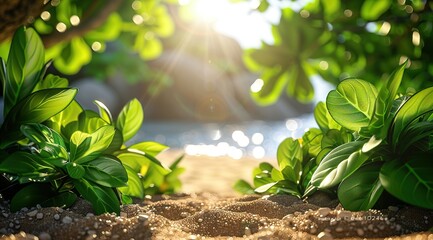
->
(129, 141), (169, 156)
(327, 79), (378, 131)
(277, 138), (303, 183)
(116, 99), (144, 142)
(314, 101), (341, 132)
(118, 165), (144, 198)
(4, 27), (44, 116)
(94, 100), (113, 124)
(53, 38), (92, 75)
(33, 73), (68, 91)
(361, 0), (392, 21)
(311, 141), (368, 188)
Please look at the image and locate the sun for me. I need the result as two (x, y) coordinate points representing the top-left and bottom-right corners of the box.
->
(178, 0), (272, 48)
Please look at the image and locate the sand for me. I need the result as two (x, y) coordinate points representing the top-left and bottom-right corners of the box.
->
(1, 150), (432, 239)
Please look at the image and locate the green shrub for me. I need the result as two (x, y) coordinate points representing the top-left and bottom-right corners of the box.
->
(0, 27), (183, 215)
(235, 62), (433, 210)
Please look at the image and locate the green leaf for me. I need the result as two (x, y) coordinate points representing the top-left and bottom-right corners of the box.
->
(33, 73), (69, 91)
(361, 0), (392, 21)
(116, 99), (144, 142)
(361, 135), (382, 153)
(66, 162), (85, 179)
(286, 64), (314, 103)
(10, 183), (76, 212)
(73, 179), (121, 215)
(94, 100), (113, 124)
(70, 125), (116, 164)
(277, 138), (303, 183)
(391, 87), (433, 149)
(4, 27), (45, 116)
(398, 122), (433, 154)
(380, 155), (433, 209)
(0, 88), (77, 147)
(20, 123), (69, 160)
(0, 152), (58, 183)
(302, 128), (323, 157)
(251, 67), (286, 106)
(310, 141), (368, 188)
(78, 110), (110, 134)
(82, 155), (128, 188)
(129, 141), (169, 156)
(338, 162), (384, 211)
(314, 101), (341, 132)
(117, 151), (169, 175)
(233, 180), (255, 194)
(47, 100), (83, 137)
(369, 62), (407, 138)
(118, 165), (144, 198)
(327, 79), (378, 131)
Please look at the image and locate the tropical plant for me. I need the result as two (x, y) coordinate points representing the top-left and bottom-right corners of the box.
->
(0, 27), (183, 215)
(235, 62), (433, 211)
(242, 0), (433, 105)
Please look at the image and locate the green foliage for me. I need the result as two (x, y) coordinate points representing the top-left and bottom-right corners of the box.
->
(0, 27), (183, 215)
(236, 63), (433, 211)
(243, 0), (433, 104)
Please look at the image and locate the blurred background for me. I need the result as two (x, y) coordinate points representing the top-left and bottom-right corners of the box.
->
(0, 0), (432, 161)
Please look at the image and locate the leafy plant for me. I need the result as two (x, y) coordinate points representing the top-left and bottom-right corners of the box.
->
(0, 27), (183, 215)
(235, 62), (433, 211)
(241, 0), (433, 104)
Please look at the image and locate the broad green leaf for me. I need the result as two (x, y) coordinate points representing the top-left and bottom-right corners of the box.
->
(321, 129), (346, 149)
(310, 141), (368, 188)
(398, 122), (433, 154)
(302, 128), (323, 157)
(94, 100), (113, 124)
(0, 88), (77, 147)
(117, 151), (169, 175)
(369, 62), (406, 138)
(391, 87), (433, 149)
(82, 155), (128, 188)
(361, 0), (392, 21)
(327, 79), (378, 131)
(118, 165), (144, 198)
(66, 162), (85, 179)
(78, 110), (109, 134)
(361, 135), (382, 153)
(73, 179), (121, 214)
(33, 73), (68, 91)
(314, 101), (341, 132)
(116, 99), (144, 142)
(380, 155), (433, 209)
(4, 27), (45, 116)
(233, 180), (255, 194)
(20, 123), (68, 160)
(10, 183), (76, 212)
(70, 126), (115, 163)
(338, 162), (384, 211)
(129, 141), (169, 156)
(254, 182), (279, 193)
(277, 138), (303, 183)
(0, 152), (57, 183)
(47, 100), (83, 137)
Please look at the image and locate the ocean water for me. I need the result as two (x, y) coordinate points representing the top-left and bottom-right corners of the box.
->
(132, 114), (317, 159)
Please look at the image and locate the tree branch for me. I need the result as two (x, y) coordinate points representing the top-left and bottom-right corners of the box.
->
(41, 0), (124, 48)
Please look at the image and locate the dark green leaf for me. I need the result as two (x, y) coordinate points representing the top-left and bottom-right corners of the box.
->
(302, 128), (323, 157)
(327, 79), (378, 131)
(0, 152), (58, 183)
(311, 141), (368, 188)
(4, 27), (45, 116)
(10, 183), (75, 212)
(338, 162), (384, 211)
(73, 179), (121, 215)
(391, 87), (433, 149)
(82, 155), (128, 188)
(66, 162), (85, 179)
(116, 99), (143, 142)
(380, 155), (433, 209)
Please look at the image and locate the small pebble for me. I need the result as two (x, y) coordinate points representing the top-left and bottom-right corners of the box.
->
(36, 213), (44, 219)
(27, 210), (38, 217)
(54, 214), (60, 220)
(62, 216), (73, 224)
(39, 232), (52, 240)
(388, 206), (399, 212)
(317, 231), (333, 240)
(138, 214), (149, 222)
(318, 208), (331, 217)
(356, 228), (364, 236)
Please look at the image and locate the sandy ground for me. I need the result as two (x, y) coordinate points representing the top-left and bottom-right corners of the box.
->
(1, 150), (432, 240)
